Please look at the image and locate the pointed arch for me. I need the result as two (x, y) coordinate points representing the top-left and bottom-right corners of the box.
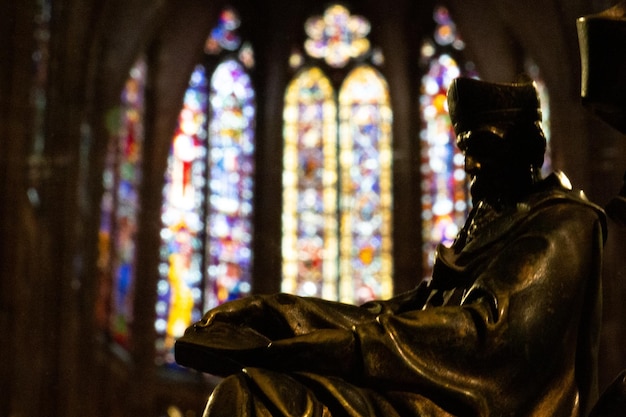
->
(338, 65), (393, 303)
(156, 65), (210, 363)
(281, 67), (338, 300)
(205, 58), (256, 308)
(155, 58), (256, 364)
(96, 57), (147, 349)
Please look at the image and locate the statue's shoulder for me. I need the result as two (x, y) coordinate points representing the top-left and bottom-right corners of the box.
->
(531, 170), (607, 236)
(534, 171), (603, 211)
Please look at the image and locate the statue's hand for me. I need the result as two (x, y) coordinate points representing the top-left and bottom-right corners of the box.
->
(197, 295), (263, 327)
(264, 328), (358, 377)
(176, 296), (285, 376)
(193, 295), (292, 341)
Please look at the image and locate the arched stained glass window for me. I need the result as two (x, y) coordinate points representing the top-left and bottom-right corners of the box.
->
(338, 66), (393, 303)
(419, 6), (473, 280)
(156, 26), (256, 364)
(96, 57), (147, 348)
(282, 4), (392, 304)
(282, 67), (338, 300)
(156, 65), (209, 361)
(206, 59), (256, 308)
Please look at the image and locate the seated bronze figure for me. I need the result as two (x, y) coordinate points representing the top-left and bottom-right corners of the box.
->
(176, 77), (607, 417)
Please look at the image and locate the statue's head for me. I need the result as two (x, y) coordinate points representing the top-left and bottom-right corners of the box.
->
(447, 77), (546, 205)
(577, 1), (626, 134)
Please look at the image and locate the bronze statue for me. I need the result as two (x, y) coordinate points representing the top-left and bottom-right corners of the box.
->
(176, 77), (607, 416)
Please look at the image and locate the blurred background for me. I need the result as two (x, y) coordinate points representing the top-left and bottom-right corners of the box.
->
(2, 0), (625, 415)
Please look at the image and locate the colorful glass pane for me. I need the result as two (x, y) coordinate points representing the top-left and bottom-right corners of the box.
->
(420, 6), (470, 280)
(282, 67), (338, 300)
(432, 6), (465, 51)
(338, 66), (393, 304)
(155, 59), (256, 365)
(205, 59), (256, 309)
(205, 7), (242, 54)
(525, 60), (552, 176)
(304, 4), (371, 68)
(238, 42), (255, 69)
(95, 132), (116, 331)
(156, 65), (209, 362)
(96, 58), (147, 347)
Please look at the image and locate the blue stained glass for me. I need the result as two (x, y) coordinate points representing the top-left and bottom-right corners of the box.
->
(205, 7), (242, 54)
(206, 59), (256, 309)
(420, 6), (473, 280)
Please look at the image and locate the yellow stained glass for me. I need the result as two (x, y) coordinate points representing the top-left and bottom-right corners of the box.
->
(282, 65), (393, 304)
(282, 67), (339, 300)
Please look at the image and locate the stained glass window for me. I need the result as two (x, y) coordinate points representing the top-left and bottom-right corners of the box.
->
(419, 6), (473, 279)
(206, 59), (256, 308)
(156, 51), (256, 363)
(282, 4), (392, 304)
(96, 57), (147, 348)
(282, 67), (338, 300)
(338, 66), (393, 303)
(156, 65), (209, 362)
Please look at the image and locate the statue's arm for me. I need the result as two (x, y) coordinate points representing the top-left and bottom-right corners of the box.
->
(352, 204), (603, 408)
(177, 289), (383, 376)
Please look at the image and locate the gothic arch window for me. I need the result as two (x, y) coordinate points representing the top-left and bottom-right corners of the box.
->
(281, 4), (393, 304)
(338, 66), (393, 303)
(155, 7), (256, 365)
(96, 57), (147, 349)
(282, 67), (338, 300)
(419, 6), (475, 279)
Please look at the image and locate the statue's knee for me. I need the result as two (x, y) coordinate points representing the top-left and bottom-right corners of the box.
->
(203, 374), (252, 417)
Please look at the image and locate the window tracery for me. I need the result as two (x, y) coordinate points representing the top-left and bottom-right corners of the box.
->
(282, 4), (392, 304)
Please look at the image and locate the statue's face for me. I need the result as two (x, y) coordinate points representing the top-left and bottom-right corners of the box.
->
(458, 125), (530, 204)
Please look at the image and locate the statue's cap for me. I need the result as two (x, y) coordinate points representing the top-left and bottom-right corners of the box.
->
(447, 77), (541, 136)
(577, 1), (626, 133)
